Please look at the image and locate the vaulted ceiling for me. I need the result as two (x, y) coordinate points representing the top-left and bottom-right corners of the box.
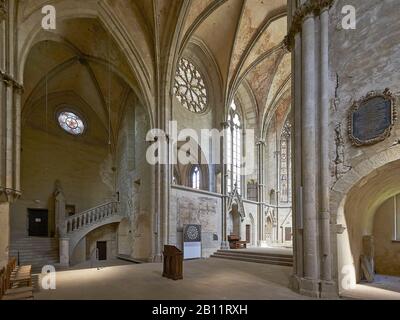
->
(19, 0), (290, 144)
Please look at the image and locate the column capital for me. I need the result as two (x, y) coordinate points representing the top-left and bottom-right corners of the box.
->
(220, 121), (230, 129)
(256, 139), (266, 146)
(285, 0), (335, 51)
(0, 188), (21, 203)
(0, 0), (6, 21)
(0, 70), (24, 92)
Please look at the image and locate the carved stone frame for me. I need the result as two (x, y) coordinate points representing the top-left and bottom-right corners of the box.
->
(348, 89), (397, 147)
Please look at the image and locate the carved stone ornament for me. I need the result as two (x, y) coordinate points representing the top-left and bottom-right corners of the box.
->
(348, 89), (397, 147)
(285, 0), (335, 51)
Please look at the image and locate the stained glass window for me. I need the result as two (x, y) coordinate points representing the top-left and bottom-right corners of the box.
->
(280, 121), (292, 202)
(58, 111), (85, 135)
(174, 58), (208, 113)
(227, 101), (241, 195)
(192, 166), (200, 190)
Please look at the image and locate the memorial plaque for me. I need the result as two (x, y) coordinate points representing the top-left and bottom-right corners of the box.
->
(349, 89), (397, 146)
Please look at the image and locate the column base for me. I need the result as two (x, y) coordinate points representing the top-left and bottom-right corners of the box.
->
(290, 275), (320, 298)
(59, 238), (70, 267)
(320, 280), (338, 299)
(151, 254), (163, 263)
(291, 275), (338, 298)
(220, 241), (229, 250)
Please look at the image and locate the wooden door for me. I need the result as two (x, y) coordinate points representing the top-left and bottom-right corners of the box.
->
(28, 209), (49, 237)
(97, 241), (107, 261)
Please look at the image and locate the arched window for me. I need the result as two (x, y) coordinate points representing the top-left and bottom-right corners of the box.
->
(280, 121), (292, 203)
(191, 166), (201, 190)
(227, 101), (242, 195)
(173, 58), (208, 113)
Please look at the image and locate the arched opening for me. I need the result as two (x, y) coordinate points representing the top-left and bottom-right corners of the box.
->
(10, 16), (152, 267)
(337, 158), (400, 293)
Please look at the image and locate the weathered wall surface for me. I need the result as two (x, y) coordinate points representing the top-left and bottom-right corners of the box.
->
(115, 100), (152, 260)
(11, 124), (113, 240)
(170, 186), (222, 257)
(329, 0), (400, 289)
(373, 196), (400, 276)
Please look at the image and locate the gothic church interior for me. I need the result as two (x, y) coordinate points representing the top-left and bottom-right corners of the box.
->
(0, 0), (399, 300)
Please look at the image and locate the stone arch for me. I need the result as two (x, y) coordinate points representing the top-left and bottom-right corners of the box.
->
(16, 1), (155, 128)
(334, 146), (400, 293)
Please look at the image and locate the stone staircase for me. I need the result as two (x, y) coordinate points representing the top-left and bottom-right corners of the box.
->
(211, 249), (293, 267)
(10, 237), (59, 273)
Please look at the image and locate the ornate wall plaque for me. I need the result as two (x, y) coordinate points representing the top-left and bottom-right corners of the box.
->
(183, 224), (201, 242)
(348, 89), (397, 146)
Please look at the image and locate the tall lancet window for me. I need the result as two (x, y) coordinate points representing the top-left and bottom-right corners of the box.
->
(191, 166), (201, 190)
(227, 101), (242, 195)
(280, 121), (292, 203)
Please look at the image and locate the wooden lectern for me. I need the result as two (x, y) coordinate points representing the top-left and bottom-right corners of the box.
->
(162, 245), (183, 280)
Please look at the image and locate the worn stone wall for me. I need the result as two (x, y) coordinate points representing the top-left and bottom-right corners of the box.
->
(329, 0), (400, 289)
(373, 196), (400, 276)
(170, 187), (222, 257)
(11, 123), (113, 240)
(115, 99), (152, 260)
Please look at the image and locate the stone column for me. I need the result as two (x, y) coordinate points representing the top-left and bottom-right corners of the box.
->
(286, 0), (336, 298)
(319, 7), (335, 296)
(220, 121), (229, 249)
(0, 202), (10, 267)
(59, 238), (70, 267)
(0, 0), (21, 268)
(301, 12), (319, 293)
(257, 140), (266, 246)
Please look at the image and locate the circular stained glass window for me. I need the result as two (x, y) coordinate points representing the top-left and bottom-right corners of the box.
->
(173, 58), (208, 113)
(58, 111), (85, 135)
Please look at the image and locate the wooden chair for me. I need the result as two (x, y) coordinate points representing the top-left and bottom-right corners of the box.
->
(0, 257), (34, 300)
(0, 267), (33, 301)
(7, 258), (32, 288)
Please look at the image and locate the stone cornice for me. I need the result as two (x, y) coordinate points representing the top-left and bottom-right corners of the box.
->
(284, 0), (335, 52)
(0, 187), (22, 203)
(0, 70), (24, 92)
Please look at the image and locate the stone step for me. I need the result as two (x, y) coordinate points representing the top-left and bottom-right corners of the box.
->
(10, 237), (59, 270)
(215, 249), (293, 259)
(210, 254), (293, 267)
(212, 251), (293, 262)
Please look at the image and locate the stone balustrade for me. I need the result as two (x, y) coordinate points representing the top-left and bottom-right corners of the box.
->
(65, 202), (119, 234)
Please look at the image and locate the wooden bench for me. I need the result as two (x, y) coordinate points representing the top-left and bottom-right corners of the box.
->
(0, 258), (33, 301)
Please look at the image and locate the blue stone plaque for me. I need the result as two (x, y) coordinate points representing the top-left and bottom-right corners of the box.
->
(349, 89), (397, 146)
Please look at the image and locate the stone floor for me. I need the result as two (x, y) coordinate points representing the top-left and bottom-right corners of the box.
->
(33, 257), (400, 300)
(35, 258), (310, 300)
(341, 275), (400, 300)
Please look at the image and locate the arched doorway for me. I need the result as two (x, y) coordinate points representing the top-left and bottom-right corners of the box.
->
(337, 158), (400, 293)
